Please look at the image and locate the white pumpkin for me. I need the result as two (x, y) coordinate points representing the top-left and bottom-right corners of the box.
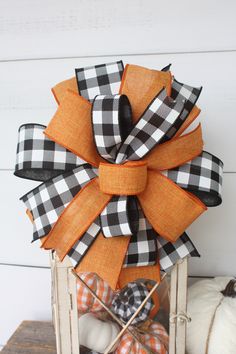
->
(187, 277), (236, 354)
(78, 313), (120, 353)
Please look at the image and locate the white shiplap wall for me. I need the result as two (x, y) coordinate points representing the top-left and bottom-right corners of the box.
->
(0, 0), (236, 346)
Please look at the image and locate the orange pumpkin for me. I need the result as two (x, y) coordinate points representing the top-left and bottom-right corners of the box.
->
(115, 321), (169, 354)
(77, 272), (114, 313)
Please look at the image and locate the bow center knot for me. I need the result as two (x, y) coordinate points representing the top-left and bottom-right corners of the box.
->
(98, 161), (148, 195)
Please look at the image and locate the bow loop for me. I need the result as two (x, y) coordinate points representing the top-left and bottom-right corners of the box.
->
(115, 89), (185, 164)
(92, 94), (132, 162)
(15, 61), (224, 290)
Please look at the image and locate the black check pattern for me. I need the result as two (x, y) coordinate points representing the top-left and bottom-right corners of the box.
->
(111, 282), (153, 325)
(15, 124), (85, 181)
(100, 196), (139, 237)
(67, 201), (199, 269)
(158, 232), (200, 271)
(68, 217), (101, 267)
(115, 89), (184, 163)
(123, 206), (158, 267)
(92, 94), (132, 162)
(75, 61), (124, 102)
(164, 151), (223, 206)
(124, 205), (200, 271)
(162, 78), (202, 142)
(21, 164), (97, 241)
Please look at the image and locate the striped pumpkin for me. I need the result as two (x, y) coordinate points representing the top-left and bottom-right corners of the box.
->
(115, 321), (169, 354)
(77, 272), (114, 313)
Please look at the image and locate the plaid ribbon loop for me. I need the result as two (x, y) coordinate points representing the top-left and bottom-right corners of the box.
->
(92, 94), (133, 162)
(115, 89), (184, 164)
(15, 60), (223, 289)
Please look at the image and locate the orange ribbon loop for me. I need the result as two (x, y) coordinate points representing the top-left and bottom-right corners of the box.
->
(45, 90), (104, 167)
(120, 64), (172, 122)
(99, 161), (148, 195)
(138, 171), (207, 242)
(52, 78), (78, 104)
(146, 124), (203, 171)
(76, 232), (130, 290)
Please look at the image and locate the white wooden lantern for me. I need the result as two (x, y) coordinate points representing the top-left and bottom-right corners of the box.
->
(50, 252), (189, 354)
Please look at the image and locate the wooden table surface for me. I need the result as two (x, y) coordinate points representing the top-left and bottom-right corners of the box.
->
(1, 321), (57, 354)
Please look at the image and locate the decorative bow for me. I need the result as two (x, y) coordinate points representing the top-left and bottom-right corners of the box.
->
(15, 61), (223, 289)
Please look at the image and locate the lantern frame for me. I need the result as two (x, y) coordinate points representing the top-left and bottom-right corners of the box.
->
(50, 252), (189, 354)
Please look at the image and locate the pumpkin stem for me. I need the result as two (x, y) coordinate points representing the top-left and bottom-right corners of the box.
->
(221, 279), (236, 298)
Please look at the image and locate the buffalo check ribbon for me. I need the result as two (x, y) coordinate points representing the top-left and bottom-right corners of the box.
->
(15, 61), (223, 289)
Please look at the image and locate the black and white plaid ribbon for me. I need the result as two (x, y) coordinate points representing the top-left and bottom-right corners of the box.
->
(162, 78), (202, 142)
(15, 61), (223, 273)
(15, 124), (86, 181)
(68, 204), (198, 272)
(21, 164), (98, 240)
(115, 89), (184, 163)
(76, 61), (124, 102)
(164, 151), (223, 206)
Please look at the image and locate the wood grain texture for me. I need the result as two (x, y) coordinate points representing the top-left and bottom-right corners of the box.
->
(176, 260), (188, 354)
(0, 265), (51, 345)
(1, 321), (56, 354)
(0, 51), (235, 171)
(0, 0), (236, 60)
(169, 265), (177, 353)
(50, 254), (79, 354)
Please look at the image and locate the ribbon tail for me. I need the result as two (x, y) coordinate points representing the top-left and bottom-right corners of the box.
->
(41, 178), (112, 260)
(161, 78), (202, 142)
(52, 77), (78, 104)
(174, 105), (201, 138)
(68, 217), (101, 267)
(123, 204), (158, 267)
(157, 232), (200, 272)
(76, 232), (130, 290)
(138, 171), (207, 242)
(100, 196), (139, 237)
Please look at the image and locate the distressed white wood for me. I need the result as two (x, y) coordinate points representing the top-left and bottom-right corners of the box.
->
(0, 265), (51, 345)
(176, 260), (188, 354)
(169, 266), (177, 353)
(169, 259), (189, 354)
(0, 51), (235, 171)
(50, 253), (79, 354)
(0, 0), (236, 61)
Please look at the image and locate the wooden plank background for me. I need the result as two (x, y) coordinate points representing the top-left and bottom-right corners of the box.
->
(0, 0), (235, 347)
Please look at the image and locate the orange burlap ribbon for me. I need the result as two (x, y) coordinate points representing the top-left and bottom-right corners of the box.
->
(40, 64), (205, 289)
